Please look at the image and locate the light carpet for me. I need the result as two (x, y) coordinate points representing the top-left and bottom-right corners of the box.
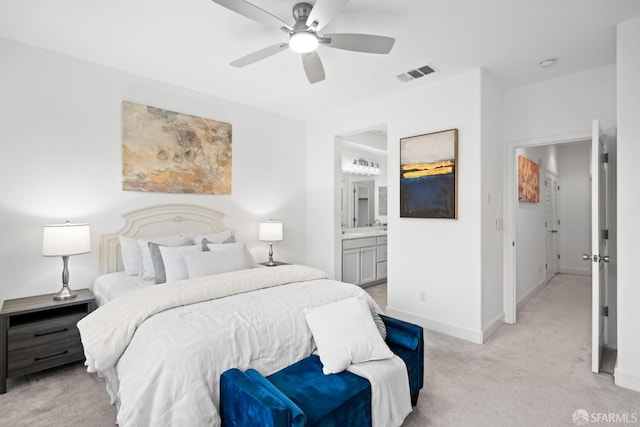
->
(1, 274), (638, 426)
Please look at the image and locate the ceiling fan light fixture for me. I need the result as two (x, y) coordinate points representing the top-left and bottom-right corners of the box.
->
(289, 31), (318, 53)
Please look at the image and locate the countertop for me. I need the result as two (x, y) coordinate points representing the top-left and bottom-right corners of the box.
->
(341, 229), (387, 240)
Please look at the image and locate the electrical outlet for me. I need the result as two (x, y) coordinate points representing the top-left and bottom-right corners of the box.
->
(420, 292), (426, 302)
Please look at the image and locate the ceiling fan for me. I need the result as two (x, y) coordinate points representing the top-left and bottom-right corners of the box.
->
(211, 0), (395, 84)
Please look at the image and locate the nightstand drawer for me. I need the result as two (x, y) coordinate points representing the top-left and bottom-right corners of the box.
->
(7, 336), (84, 377)
(7, 312), (84, 351)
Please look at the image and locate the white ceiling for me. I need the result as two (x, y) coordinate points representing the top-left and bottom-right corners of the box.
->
(1, 0), (639, 120)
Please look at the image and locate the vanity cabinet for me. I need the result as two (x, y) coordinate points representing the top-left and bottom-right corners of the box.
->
(376, 235), (388, 281)
(342, 235), (387, 287)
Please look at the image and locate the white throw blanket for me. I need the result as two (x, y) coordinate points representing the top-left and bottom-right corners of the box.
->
(78, 265), (411, 427)
(348, 356), (412, 427)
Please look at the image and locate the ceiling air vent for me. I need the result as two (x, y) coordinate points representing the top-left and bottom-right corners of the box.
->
(396, 64), (437, 82)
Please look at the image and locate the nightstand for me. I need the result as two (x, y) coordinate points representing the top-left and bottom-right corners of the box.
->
(0, 288), (96, 394)
(259, 261), (289, 267)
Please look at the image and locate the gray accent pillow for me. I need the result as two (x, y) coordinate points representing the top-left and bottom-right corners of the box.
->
(369, 306), (387, 340)
(201, 235), (235, 251)
(148, 242), (168, 284)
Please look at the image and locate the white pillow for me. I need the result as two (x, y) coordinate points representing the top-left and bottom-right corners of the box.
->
(207, 242), (257, 267)
(184, 243), (255, 278)
(138, 234), (192, 279)
(158, 245), (201, 283)
(193, 230), (234, 246)
(305, 296), (393, 374)
(119, 236), (141, 275)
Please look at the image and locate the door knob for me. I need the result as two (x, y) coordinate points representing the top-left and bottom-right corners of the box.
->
(582, 254), (593, 261)
(599, 255), (610, 263)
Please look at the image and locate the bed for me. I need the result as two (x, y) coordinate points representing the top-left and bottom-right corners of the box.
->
(79, 204), (411, 427)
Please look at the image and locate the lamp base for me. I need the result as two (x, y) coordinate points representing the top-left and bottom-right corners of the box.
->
(263, 260), (278, 266)
(54, 285), (77, 301)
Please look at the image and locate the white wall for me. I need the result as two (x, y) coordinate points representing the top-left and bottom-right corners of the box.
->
(557, 142), (591, 275)
(307, 69), (487, 342)
(615, 16), (640, 392)
(504, 64), (617, 143)
(480, 71), (505, 338)
(514, 145), (559, 306)
(0, 38), (307, 304)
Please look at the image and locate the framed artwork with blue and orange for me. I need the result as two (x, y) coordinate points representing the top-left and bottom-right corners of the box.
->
(400, 129), (458, 219)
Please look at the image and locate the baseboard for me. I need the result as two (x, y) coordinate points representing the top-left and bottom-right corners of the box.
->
(614, 367), (640, 392)
(560, 266), (590, 276)
(385, 305), (484, 344)
(516, 278), (547, 311)
(481, 312), (505, 343)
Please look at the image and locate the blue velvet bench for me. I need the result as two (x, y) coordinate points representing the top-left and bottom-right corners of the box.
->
(220, 315), (424, 427)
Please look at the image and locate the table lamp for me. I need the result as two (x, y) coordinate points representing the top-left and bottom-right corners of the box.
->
(258, 220), (283, 266)
(42, 222), (91, 301)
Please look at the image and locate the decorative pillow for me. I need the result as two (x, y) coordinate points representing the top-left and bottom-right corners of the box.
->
(119, 236), (141, 275)
(138, 234), (192, 279)
(201, 235), (235, 251)
(304, 296), (393, 375)
(184, 243), (255, 278)
(158, 245), (201, 283)
(194, 231), (235, 250)
(207, 242), (258, 267)
(369, 306), (387, 340)
(148, 242), (195, 284)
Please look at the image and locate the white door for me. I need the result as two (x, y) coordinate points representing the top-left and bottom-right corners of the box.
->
(587, 119), (608, 373)
(544, 172), (560, 282)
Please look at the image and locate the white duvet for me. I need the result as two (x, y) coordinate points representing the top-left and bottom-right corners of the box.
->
(78, 265), (409, 427)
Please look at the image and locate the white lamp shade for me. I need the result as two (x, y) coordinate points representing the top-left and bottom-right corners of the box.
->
(42, 223), (91, 256)
(258, 221), (283, 242)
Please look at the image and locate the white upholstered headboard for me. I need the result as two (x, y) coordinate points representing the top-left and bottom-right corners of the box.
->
(100, 204), (232, 274)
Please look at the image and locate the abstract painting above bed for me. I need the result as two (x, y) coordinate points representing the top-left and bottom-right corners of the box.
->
(121, 101), (232, 194)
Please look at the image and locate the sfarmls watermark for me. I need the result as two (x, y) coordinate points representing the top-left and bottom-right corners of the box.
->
(573, 409), (638, 425)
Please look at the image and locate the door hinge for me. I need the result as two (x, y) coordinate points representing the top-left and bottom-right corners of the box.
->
(603, 306), (609, 317)
(545, 263), (548, 270)
(558, 254), (560, 260)
(557, 185), (560, 191)
(602, 229), (609, 240)
(557, 220), (560, 225)
(601, 153), (609, 163)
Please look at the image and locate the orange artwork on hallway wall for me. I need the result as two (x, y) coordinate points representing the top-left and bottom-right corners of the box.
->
(518, 155), (539, 203)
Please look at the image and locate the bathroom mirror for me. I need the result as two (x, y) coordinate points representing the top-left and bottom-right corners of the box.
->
(347, 180), (375, 227)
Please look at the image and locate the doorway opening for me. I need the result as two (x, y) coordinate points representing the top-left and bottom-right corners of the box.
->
(505, 127), (617, 374)
(334, 125), (388, 286)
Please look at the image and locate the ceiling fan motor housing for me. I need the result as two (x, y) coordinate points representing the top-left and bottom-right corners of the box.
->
(293, 3), (313, 24)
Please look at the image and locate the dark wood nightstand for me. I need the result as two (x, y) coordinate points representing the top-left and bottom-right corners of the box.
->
(259, 261), (289, 267)
(0, 288), (96, 393)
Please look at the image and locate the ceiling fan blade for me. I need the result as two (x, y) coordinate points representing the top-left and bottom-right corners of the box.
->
(306, 0), (350, 30)
(323, 33), (395, 54)
(230, 42), (289, 67)
(211, 0), (292, 31)
(301, 51), (325, 84)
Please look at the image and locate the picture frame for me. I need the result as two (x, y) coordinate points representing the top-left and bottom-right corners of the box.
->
(518, 155), (540, 203)
(400, 128), (458, 219)
(121, 101), (232, 194)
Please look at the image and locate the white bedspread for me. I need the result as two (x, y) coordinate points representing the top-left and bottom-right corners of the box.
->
(78, 265), (409, 427)
(91, 271), (154, 307)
